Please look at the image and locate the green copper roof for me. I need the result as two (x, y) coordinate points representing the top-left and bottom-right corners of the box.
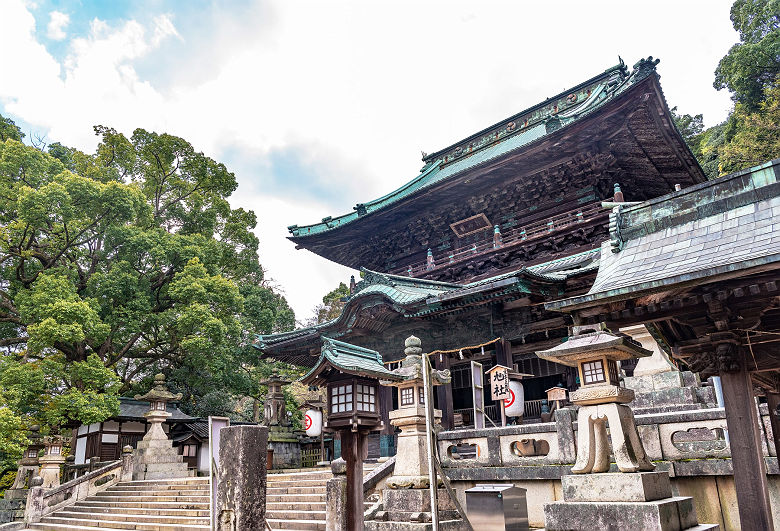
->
(288, 58), (660, 240)
(301, 337), (401, 384)
(254, 248), (601, 356)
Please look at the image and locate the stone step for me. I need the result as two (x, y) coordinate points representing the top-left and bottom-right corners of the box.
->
(105, 485), (209, 493)
(266, 509), (326, 520)
(67, 504), (210, 517)
(34, 516), (209, 530)
(266, 479), (330, 487)
(266, 501), (326, 511)
(74, 500), (210, 511)
(268, 467), (331, 475)
(50, 510), (209, 526)
(265, 518), (326, 530)
(98, 489), (209, 497)
(266, 494), (326, 503)
(267, 486), (325, 495)
(91, 494), (210, 503)
(118, 477), (210, 486)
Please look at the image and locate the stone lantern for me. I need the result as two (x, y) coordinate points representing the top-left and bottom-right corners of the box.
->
(6, 425), (44, 498)
(302, 337), (401, 531)
(260, 373), (291, 427)
(382, 336), (450, 489)
(537, 331), (654, 473)
(538, 331), (718, 529)
(38, 434), (65, 488)
(132, 373), (188, 480)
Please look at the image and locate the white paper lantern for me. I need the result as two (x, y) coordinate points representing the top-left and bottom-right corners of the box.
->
(503, 380), (525, 417)
(304, 409), (323, 437)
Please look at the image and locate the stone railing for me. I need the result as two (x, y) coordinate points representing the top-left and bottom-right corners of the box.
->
(438, 403), (778, 478)
(25, 448), (133, 524)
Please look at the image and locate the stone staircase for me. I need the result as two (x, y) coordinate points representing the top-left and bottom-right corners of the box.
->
(25, 477), (209, 530)
(265, 463), (379, 531)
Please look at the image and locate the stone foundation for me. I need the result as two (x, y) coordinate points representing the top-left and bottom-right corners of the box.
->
(268, 437), (301, 469)
(0, 498), (24, 524)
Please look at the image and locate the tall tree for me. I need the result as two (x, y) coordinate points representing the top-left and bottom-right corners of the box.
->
(0, 115), (295, 435)
(714, 0), (780, 110)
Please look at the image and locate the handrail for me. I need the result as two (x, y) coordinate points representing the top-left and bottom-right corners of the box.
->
(393, 201), (606, 276)
(363, 456), (395, 493)
(42, 460), (121, 500)
(26, 452), (132, 524)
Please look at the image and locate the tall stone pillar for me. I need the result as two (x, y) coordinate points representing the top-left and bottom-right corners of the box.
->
(216, 425), (268, 531)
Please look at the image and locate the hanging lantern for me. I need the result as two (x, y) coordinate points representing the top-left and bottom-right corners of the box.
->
(504, 379), (525, 417)
(304, 408), (323, 437)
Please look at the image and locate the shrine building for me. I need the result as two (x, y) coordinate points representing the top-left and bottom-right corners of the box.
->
(255, 57), (707, 456)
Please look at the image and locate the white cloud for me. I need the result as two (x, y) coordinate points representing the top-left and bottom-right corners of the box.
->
(46, 10), (69, 41)
(0, 0), (739, 320)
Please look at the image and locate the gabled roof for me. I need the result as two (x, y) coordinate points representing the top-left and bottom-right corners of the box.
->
(288, 57), (674, 241)
(300, 337), (402, 385)
(116, 397), (193, 422)
(547, 159), (780, 312)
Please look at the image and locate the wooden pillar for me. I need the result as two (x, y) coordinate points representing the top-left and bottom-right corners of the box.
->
(766, 391), (780, 459)
(341, 429), (366, 531)
(435, 354), (453, 430)
(719, 346), (774, 531)
(496, 338), (512, 368)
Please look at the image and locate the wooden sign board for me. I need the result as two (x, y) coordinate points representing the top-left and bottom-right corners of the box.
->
(546, 386), (567, 402)
(486, 365), (511, 401)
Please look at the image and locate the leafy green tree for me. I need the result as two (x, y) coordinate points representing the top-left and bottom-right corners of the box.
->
(720, 82), (780, 171)
(0, 114), (295, 437)
(714, 0), (780, 110)
(311, 282), (350, 325)
(0, 116), (23, 142)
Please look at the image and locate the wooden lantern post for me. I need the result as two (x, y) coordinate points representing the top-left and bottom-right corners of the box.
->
(301, 337), (402, 530)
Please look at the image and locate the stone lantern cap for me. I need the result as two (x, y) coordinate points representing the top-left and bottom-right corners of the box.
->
(259, 373), (291, 387)
(536, 331), (652, 367)
(134, 373), (182, 403)
(381, 336), (451, 387)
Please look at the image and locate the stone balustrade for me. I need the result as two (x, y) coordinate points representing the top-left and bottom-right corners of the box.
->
(437, 403), (779, 528)
(24, 449), (132, 524)
(438, 404), (777, 476)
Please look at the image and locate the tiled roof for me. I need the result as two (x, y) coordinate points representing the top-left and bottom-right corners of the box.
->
(289, 58), (660, 240)
(301, 337), (402, 384)
(548, 159), (780, 311)
(255, 249), (600, 355)
(117, 398), (193, 421)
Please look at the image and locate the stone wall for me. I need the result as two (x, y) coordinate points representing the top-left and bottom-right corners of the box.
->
(0, 499), (24, 524)
(438, 404), (779, 529)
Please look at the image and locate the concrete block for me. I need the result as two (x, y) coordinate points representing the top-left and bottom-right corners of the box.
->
(562, 472), (672, 502)
(544, 496), (702, 530)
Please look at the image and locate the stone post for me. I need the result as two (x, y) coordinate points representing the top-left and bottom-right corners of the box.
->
(216, 425), (268, 531)
(554, 408), (576, 464)
(23, 477), (44, 524)
(326, 458), (347, 531)
(121, 445), (134, 481)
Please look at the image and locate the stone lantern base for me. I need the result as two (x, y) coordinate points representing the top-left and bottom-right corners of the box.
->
(544, 472), (719, 530)
(366, 489), (462, 530)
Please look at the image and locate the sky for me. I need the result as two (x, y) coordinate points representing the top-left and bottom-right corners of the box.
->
(0, 0), (739, 323)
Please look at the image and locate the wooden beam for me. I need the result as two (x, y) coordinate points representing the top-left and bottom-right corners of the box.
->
(720, 347), (774, 531)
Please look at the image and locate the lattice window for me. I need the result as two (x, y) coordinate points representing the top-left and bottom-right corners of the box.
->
(357, 384), (376, 412)
(582, 360), (606, 384)
(401, 387), (414, 406)
(418, 386), (425, 405)
(331, 384), (353, 413)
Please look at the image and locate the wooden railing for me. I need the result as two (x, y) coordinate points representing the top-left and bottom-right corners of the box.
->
(392, 202), (605, 277)
(301, 448), (321, 468)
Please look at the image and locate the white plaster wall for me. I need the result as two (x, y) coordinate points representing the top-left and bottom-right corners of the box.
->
(75, 437), (86, 465)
